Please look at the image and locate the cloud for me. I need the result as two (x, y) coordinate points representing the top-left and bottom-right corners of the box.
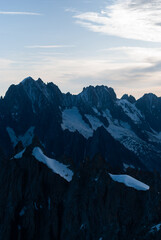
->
(99, 47), (161, 63)
(131, 61), (161, 73)
(0, 11), (42, 16)
(73, 0), (161, 42)
(0, 58), (15, 68)
(23, 47), (161, 97)
(1, 47), (161, 98)
(65, 8), (79, 14)
(25, 45), (75, 49)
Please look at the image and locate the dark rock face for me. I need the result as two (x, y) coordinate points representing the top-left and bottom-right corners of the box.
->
(136, 93), (161, 132)
(86, 127), (144, 171)
(79, 85), (116, 109)
(0, 145), (161, 240)
(0, 146), (68, 240)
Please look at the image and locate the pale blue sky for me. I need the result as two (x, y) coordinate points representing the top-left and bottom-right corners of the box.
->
(1, 0), (161, 98)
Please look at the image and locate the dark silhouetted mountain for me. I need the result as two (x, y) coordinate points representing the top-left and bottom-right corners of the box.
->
(1, 77), (161, 239)
(121, 94), (136, 104)
(1, 77), (161, 172)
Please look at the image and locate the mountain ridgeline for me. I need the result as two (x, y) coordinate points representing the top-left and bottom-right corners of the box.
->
(1, 76), (161, 171)
(1, 77), (161, 239)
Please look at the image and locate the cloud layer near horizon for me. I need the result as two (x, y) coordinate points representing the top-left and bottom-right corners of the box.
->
(1, 46), (161, 98)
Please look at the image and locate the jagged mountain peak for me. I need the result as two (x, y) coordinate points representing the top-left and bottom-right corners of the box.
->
(136, 92), (161, 111)
(5, 77), (62, 108)
(20, 77), (46, 91)
(4, 77), (43, 98)
(20, 77), (61, 97)
(141, 93), (158, 102)
(81, 85), (116, 98)
(20, 76), (35, 84)
(144, 92), (157, 98)
(121, 94), (136, 104)
(79, 85), (116, 108)
(2, 77), (161, 173)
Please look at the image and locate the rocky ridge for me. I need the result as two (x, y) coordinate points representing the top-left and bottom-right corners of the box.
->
(1, 77), (161, 239)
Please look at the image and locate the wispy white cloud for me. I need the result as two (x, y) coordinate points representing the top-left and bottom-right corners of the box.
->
(25, 45), (75, 49)
(0, 11), (42, 16)
(73, 0), (161, 42)
(65, 8), (79, 14)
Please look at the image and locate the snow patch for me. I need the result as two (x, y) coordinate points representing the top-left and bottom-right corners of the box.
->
(14, 149), (26, 159)
(147, 130), (161, 143)
(108, 123), (135, 140)
(103, 110), (136, 140)
(61, 107), (93, 139)
(32, 147), (74, 182)
(92, 107), (101, 116)
(19, 127), (35, 147)
(6, 126), (35, 148)
(103, 109), (145, 156)
(85, 114), (104, 130)
(150, 223), (161, 233)
(117, 99), (143, 124)
(6, 127), (18, 147)
(109, 173), (150, 191)
(123, 163), (135, 171)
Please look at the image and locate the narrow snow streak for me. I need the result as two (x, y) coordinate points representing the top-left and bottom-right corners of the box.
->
(6, 127), (18, 147)
(150, 223), (161, 233)
(32, 147), (74, 182)
(109, 173), (150, 191)
(14, 149), (26, 159)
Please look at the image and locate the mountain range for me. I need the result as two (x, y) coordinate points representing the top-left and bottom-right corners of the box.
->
(1, 76), (161, 171)
(1, 77), (161, 239)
